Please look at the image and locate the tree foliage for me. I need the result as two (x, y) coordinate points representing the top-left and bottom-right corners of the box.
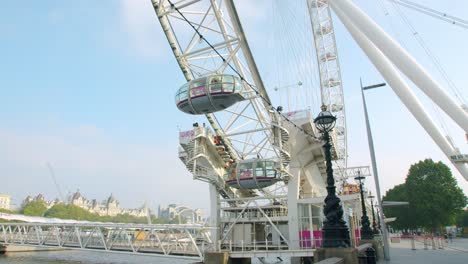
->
(405, 159), (467, 230)
(383, 159), (467, 231)
(0, 208), (16, 222)
(16, 203), (185, 224)
(456, 210), (468, 228)
(382, 184), (413, 229)
(0, 208), (14, 214)
(21, 201), (48, 216)
(45, 204), (100, 221)
(43, 204), (173, 224)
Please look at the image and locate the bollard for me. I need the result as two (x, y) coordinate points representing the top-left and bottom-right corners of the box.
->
(424, 237), (428, 250)
(411, 236), (416, 250)
(366, 247), (377, 264)
(431, 237), (436, 250)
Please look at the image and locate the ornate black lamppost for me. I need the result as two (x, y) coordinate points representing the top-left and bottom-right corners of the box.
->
(355, 172), (373, 240)
(314, 105), (350, 248)
(368, 194), (379, 235)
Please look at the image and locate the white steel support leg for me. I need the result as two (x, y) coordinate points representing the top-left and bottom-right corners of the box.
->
(209, 183), (220, 251)
(331, 5), (468, 180)
(329, 0), (468, 132)
(287, 168), (301, 250)
(224, 0), (270, 104)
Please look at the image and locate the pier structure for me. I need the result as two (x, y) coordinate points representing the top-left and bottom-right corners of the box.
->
(0, 221), (209, 261)
(2, 0), (467, 263)
(152, 0), (369, 262)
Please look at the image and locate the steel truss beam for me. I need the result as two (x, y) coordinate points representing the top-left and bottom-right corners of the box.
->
(152, 0), (285, 163)
(0, 223), (210, 261)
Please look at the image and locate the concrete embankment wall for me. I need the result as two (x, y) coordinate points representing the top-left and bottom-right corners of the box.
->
(1, 245), (66, 253)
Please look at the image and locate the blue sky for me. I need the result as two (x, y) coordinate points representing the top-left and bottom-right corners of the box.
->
(0, 0), (467, 214)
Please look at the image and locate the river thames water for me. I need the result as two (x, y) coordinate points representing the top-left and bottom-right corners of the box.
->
(0, 250), (196, 264)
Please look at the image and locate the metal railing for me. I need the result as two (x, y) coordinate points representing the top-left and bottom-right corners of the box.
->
(0, 222), (210, 261)
(219, 238), (322, 252)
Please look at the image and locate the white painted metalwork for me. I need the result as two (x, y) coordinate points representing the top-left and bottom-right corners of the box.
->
(0, 222), (210, 261)
(4, 1), (465, 262)
(343, 166), (371, 178)
(152, 2), (333, 261)
(152, 0), (285, 166)
(152, 1), (302, 209)
(307, 0), (348, 177)
(329, 0), (468, 133)
(329, 0), (468, 181)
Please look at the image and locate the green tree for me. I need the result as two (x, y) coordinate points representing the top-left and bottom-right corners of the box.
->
(44, 204), (156, 224)
(44, 204), (99, 221)
(382, 184), (414, 230)
(0, 208), (14, 214)
(456, 209), (468, 228)
(21, 201), (48, 216)
(405, 159), (467, 231)
(110, 213), (148, 224)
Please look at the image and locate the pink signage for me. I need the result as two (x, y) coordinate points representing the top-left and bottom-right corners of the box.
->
(299, 230), (323, 248)
(190, 86), (205, 96)
(179, 130), (195, 138)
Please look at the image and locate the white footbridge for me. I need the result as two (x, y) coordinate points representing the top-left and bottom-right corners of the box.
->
(0, 214), (210, 261)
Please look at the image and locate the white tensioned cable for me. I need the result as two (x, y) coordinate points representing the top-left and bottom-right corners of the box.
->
(388, 1), (467, 106)
(166, 0), (320, 141)
(387, 0), (468, 30)
(272, 0), (321, 112)
(375, 0), (451, 137)
(376, 0), (409, 50)
(387, 1), (465, 137)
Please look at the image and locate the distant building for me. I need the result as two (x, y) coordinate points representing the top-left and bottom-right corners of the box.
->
(158, 204), (203, 224)
(0, 194), (11, 210)
(21, 191), (148, 218)
(21, 194), (60, 209)
(69, 190), (147, 217)
(159, 203), (178, 219)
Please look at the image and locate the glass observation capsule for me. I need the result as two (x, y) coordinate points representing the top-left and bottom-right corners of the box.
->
(224, 159), (280, 189)
(175, 74), (244, 115)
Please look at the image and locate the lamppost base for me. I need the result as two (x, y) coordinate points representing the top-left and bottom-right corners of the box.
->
(315, 247), (358, 263)
(322, 224), (351, 248)
(361, 227), (374, 241)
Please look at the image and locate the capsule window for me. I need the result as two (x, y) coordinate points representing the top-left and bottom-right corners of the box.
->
(222, 75), (234, 92)
(209, 76), (222, 93)
(190, 78), (206, 89)
(176, 83), (189, 103)
(190, 85), (206, 97)
(238, 162), (253, 178)
(234, 81), (241, 92)
(255, 161), (265, 177)
(189, 78), (207, 97)
(265, 161), (276, 177)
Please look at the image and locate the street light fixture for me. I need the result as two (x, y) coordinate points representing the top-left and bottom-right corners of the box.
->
(361, 79), (390, 260)
(368, 194), (379, 235)
(354, 173), (373, 240)
(314, 105), (350, 248)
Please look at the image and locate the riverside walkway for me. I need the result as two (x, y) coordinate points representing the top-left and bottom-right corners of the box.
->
(381, 237), (468, 263)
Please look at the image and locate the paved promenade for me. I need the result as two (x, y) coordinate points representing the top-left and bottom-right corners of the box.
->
(380, 237), (468, 263)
